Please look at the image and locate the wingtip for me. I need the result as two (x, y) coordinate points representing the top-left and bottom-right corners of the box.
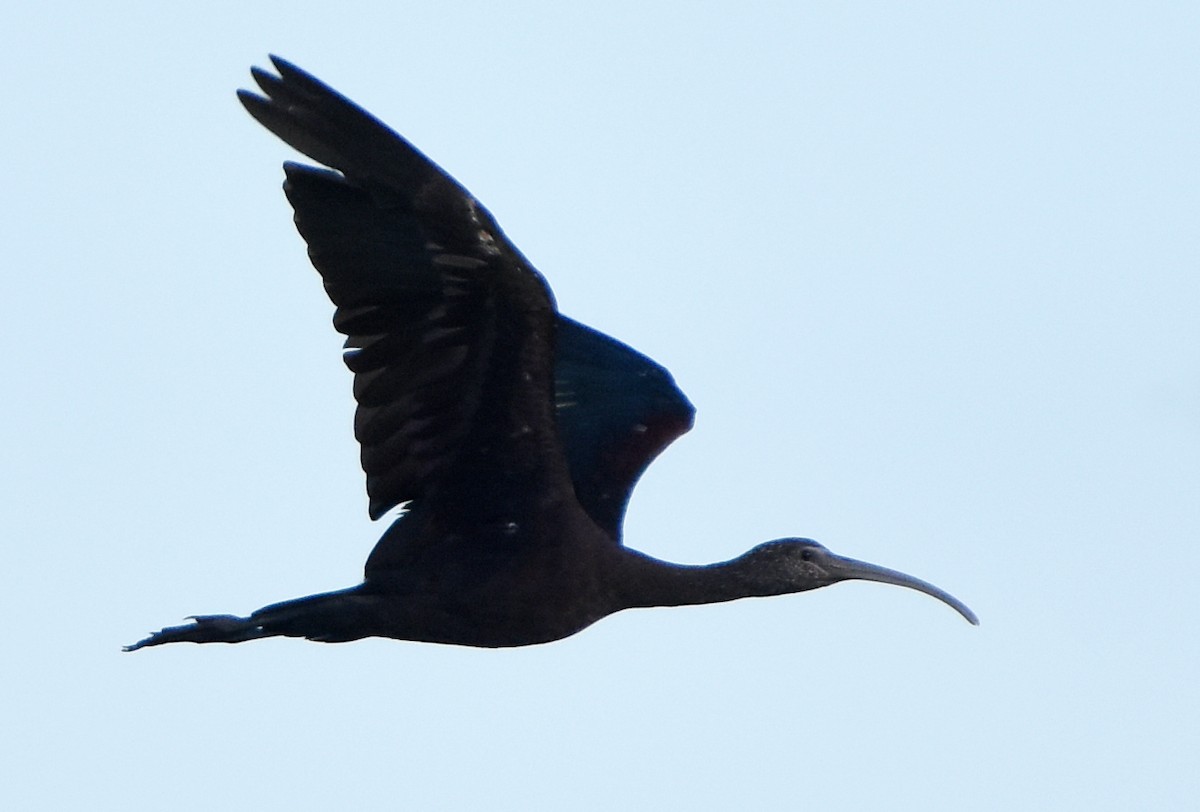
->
(234, 87), (260, 108)
(268, 54), (297, 75)
(265, 56), (330, 96)
(236, 87), (275, 129)
(249, 65), (285, 98)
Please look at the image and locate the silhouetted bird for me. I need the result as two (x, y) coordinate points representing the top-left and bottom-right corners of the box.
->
(125, 58), (976, 652)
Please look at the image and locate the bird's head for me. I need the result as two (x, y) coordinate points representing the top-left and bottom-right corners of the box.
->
(739, 538), (978, 625)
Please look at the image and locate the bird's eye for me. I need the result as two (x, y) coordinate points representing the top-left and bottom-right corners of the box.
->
(800, 548), (814, 562)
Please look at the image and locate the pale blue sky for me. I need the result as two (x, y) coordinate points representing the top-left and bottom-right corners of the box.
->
(4, 3), (1198, 809)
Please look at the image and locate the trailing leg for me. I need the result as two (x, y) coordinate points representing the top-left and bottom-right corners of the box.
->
(123, 614), (270, 651)
(123, 587), (374, 651)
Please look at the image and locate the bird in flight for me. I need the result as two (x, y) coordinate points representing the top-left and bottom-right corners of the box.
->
(126, 58), (976, 652)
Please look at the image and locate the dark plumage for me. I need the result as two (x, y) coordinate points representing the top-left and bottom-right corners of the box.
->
(125, 58), (976, 652)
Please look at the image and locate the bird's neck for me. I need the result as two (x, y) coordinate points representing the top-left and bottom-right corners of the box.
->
(615, 548), (793, 610)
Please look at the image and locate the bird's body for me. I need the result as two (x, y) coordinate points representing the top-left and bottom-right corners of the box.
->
(126, 58), (975, 653)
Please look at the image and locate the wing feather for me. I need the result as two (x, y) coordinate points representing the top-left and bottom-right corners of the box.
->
(241, 58), (549, 521)
(241, 58), (694, 542)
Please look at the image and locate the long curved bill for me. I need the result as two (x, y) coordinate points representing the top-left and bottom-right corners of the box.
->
(828, 555), (979, 625)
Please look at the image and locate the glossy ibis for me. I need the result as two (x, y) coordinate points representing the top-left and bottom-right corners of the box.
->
(125, 58), (976, 652)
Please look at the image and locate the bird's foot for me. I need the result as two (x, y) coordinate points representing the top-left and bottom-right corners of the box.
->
(123, 614), (266, 652)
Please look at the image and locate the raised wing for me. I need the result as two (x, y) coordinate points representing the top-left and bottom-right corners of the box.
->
(239, 57), (558, 521)
(241, 57), (694, 542)
(555, 317), (694, 539)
